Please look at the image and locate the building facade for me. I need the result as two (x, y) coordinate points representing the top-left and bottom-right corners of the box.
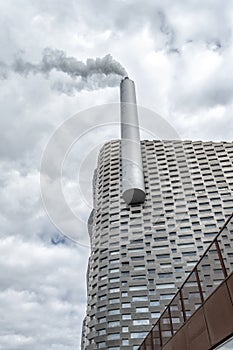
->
(82, 139), (233, 350)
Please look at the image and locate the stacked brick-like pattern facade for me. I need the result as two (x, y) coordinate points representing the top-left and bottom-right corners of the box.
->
(82, 140), (233, 350)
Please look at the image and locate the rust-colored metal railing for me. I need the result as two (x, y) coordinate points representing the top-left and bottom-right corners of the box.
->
(138, 212), (233, 350)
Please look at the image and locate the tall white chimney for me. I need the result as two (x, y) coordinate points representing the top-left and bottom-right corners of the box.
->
(120, 77), (146, 204)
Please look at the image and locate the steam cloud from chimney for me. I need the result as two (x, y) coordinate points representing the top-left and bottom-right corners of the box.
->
(0, 48), (127, 94)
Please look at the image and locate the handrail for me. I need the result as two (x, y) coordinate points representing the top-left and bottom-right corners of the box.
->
(138, 212), (233, 350)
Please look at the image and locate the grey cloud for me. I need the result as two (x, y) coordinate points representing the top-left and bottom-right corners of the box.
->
(0, 236), (89, 350)
(76, 0), (232, 51)
(169, 45), (233, 111)
(0, 62), (8, 79)
(1, 0), (231, 56)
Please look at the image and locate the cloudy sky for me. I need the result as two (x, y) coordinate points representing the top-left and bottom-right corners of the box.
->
(1, 1), (233, 349)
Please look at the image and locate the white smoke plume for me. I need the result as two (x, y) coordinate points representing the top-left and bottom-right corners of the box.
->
(0, 48), (127, 94)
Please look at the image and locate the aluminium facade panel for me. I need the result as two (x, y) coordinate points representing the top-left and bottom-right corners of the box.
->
(82, 140), (233, 350)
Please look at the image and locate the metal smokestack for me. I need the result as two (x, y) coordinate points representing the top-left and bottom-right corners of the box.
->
(120, 77), (146, 205)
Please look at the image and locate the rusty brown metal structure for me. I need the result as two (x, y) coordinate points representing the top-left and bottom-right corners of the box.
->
(138, 213), (233, 350)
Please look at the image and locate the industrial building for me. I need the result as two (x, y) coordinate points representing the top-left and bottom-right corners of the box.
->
(81, 78), (233, 349)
